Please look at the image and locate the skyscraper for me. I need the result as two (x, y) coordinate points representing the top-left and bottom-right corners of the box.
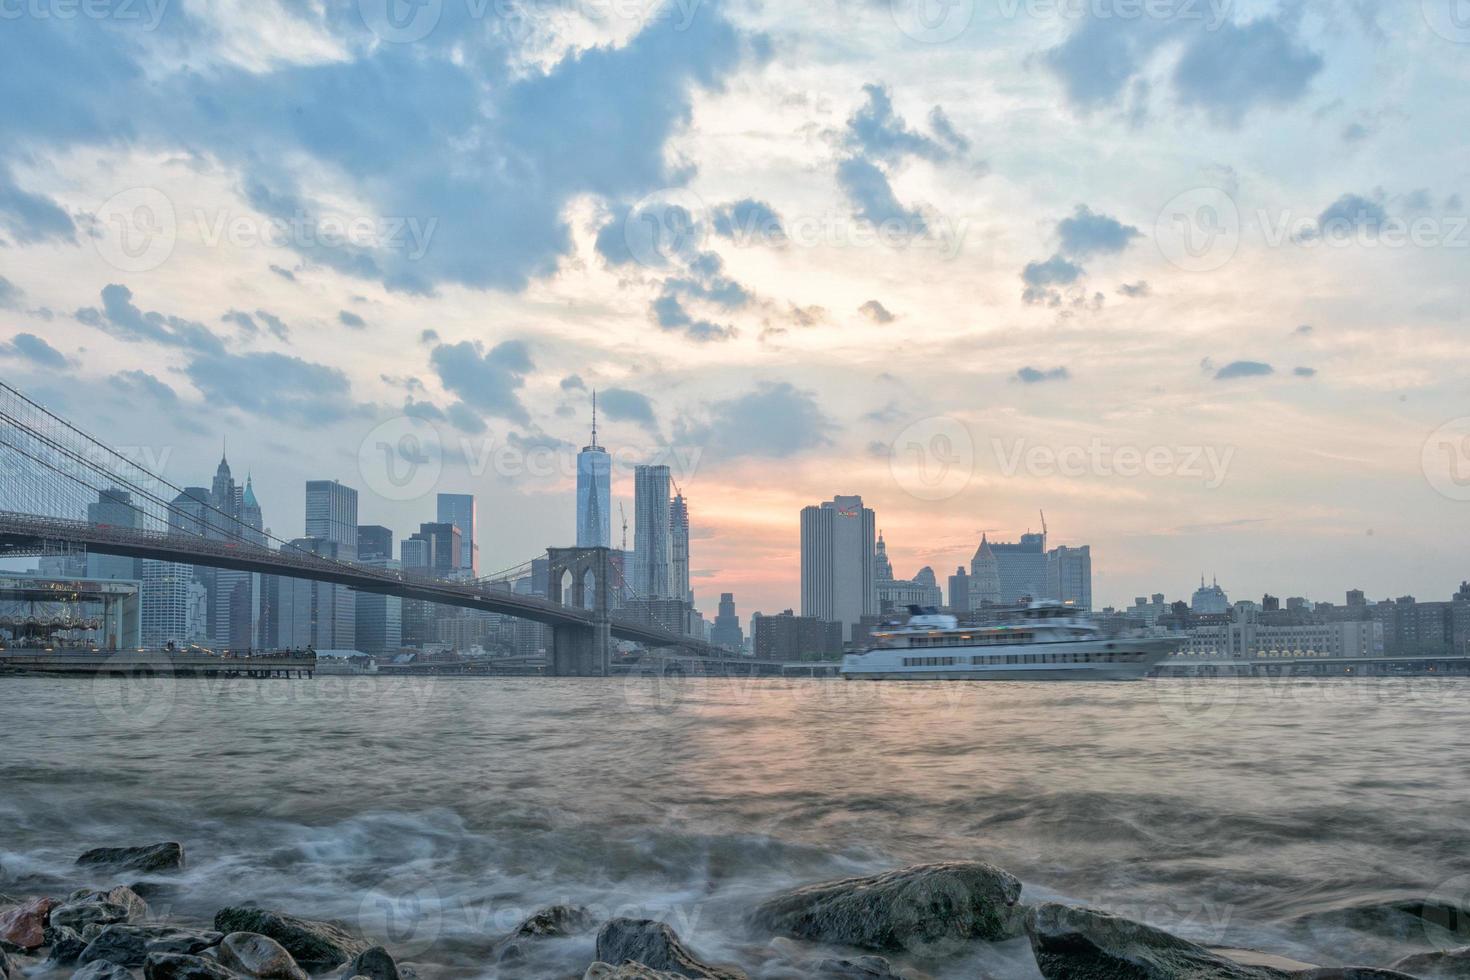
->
(711, 592), (743, 651)
(436, 493), (478, 575)
(357, 525), (394, 561)
(669, 491), (690, 605)
(799, 494), (876, 636)
(576, 393), (612, 549)
(86, 487), (141, 581)
(305, 480), (358, 548)
(301, 480), (358, 649)
(969, 531), (1047, 605)
(874, 531), (894, 582)
(633, 464), (672, 598)
(1045, 545), (1092, 610)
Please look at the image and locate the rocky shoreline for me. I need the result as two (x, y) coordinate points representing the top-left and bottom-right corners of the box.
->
(2, 844), (1466, 979)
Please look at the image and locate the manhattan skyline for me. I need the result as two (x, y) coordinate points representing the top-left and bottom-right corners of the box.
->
(0, 4), (1467, 613)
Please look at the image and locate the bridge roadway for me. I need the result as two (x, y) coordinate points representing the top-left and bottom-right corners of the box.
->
(0, 512), (729, 659)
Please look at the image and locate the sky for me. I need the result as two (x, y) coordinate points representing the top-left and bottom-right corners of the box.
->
(1, 0), (1468, 615)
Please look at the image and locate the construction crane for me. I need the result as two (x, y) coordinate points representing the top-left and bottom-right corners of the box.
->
(618, 502), (628, 552)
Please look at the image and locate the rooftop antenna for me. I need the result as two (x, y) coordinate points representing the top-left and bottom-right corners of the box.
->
(590, 389), (599, 448)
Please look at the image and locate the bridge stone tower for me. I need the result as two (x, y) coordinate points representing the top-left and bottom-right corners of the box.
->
(545, 546), (614, 676)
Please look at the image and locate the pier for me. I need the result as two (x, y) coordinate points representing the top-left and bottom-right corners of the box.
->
(1152, 654), (1470, 678)
(0, 649), (317, 678)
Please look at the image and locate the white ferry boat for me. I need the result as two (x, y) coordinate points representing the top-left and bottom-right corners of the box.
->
(840, 601), (1178, 681)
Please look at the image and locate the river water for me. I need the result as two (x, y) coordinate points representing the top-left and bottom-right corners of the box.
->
(3, 674), (1469, 978)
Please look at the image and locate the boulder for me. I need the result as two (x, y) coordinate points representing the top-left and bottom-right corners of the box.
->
(1026, 903), (1282, 979)
(72, 962), (136, 980)
(0, 896), (58, 951)
(212, 907), (366, 972)
(495, 904), (598, 963)
(585, 963), (690, 980)
(43, 923), (89, 966)
(1291, 972), (1417, 979)
(69, 886), (150, 923)
(595, 918), (747, 980)
(340, 945), (401, 980)
(80, 924), (221, 968)
(1389, 947), (1470, 977)
(0, 945), (12, 980)
(217, 932), (308, 980)
(144, 952), (243, 979)
(77, 843), (186, 875)
(52, 899), (135, 932)
(809, 955), (908, 978)
(749, 862), (1023, 953)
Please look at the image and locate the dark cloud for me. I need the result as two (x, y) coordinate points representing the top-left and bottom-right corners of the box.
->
(268, 264), (298, 282)
(844, 83), (967, 164)
(75, 284), (225, 355)
(186, 351), (362, 424)
(712, 199), (784, 244)
(1293, 366), (1317, 378)
(560, 374), (586, 391)
(677, 381), (837, 461)
(1215, 360), (1274, 380)
(0, 275), (22, 309)
(1057, 205), (1141, 257)
(1305, 193), (1388, 240)
(223, 309), (289, 341)
(859, 300), (896, 323)
(599, 387), (659, 434)
(1118, 281), (1151, 298)
(429, 339), (533, 424)
(1013, 366), (1071, 384)
(836, 157), (924, 229)
(651, 293), (735, 342)
(403, 398), (445, 421)
(0, 332), (68, 369)
(1021, 254), (1085, 306)
(446, 402), (486, 434)
(0, 166), (76, 244)
(109, 370), (179, 406)
(338, 310), (368, 329)
(1294, 324), (1313, 335)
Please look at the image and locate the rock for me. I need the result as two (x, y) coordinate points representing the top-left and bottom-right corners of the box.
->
(749, 862), (1023, 953)
(595, 918), (747, 980)
(1389, 947), (1470, 977)
(52, 899), (134, 932)
(80, 924), (221, 968)
(1026, 903), (1281, 979)
(809, 954), (907, 978)
(43, 923), (89, 966)
(340, 945), (401, 980)
(70, 885), (150, 923)
(0, 945), (12, 980)
(495, 904), (598, 963)
(217, 932), (308, 980)
(144, 951), (243, 979)
(584, 963), (689, 980)
(0, 896), (58, 951)
(77, 843), (186, 875)
(1291, 972), (1417, 979)
(72, 962), (137, 980)
(212, 907), (366, 972)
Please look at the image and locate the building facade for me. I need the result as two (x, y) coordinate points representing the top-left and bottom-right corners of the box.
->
(576, 397), (611, 549)
(799, 494), (876, 635)
(436, 493), (478, 575)
(633, 464), (672, 598)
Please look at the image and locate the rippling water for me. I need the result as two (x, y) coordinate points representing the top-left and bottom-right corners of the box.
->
(4, 674), (1470, 977)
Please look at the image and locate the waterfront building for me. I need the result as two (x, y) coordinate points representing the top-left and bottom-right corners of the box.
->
(437, 493), (479, 575)
(576, 394), (612, 549)
(140, 559), (195, 648)
(633, 464), (672, 598)
(799, 494), (876, 636)
(753, 609), (844, 661)
(1172, 614), (1384, 660)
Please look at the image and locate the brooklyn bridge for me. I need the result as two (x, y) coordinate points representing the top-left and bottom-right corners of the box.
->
(0, 380), (761, 676)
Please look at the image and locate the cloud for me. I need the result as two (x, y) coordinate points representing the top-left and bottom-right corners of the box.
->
(1214, 360), (1274, 380)
(268, 264), (297, 282)
(844, 83), (967, 164)
(560, 374), (586, 391)
(0, 332), (68, 369)
(1013, 366), (1071, 384)
(0, 166), (76, 244)
(1057, 205), (1141, 257)
(1118, 281), (1151, 298)
(677, 382), (837, 461)
(836, 157), (924, 229)
(338, 310), (367, 329)
(1293, 366), (1317, 378)
(74, 284), (225, 355)
(186, 351), (362, 424)
(446, 402), (486, 433)
(599, 387), (659, 434)
(1293, 324), (1313, 335)
(109, 370), (179, 406)
(651, 293), (735, 342)
(1173, 19), (1324, 126)
(429, 339), (533, 424)
(712, 198), (784, 244)
(1306, 193), (1388, 240)
(0, 275), (22, 309)
(1021, 254), (1085, 305)
(859, 299), (896, 324)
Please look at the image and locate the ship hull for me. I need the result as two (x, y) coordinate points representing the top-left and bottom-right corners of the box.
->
(840, 636), (1176, 681)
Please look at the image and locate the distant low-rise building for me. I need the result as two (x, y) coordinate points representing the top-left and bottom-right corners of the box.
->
(753, 610), (843, 661)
